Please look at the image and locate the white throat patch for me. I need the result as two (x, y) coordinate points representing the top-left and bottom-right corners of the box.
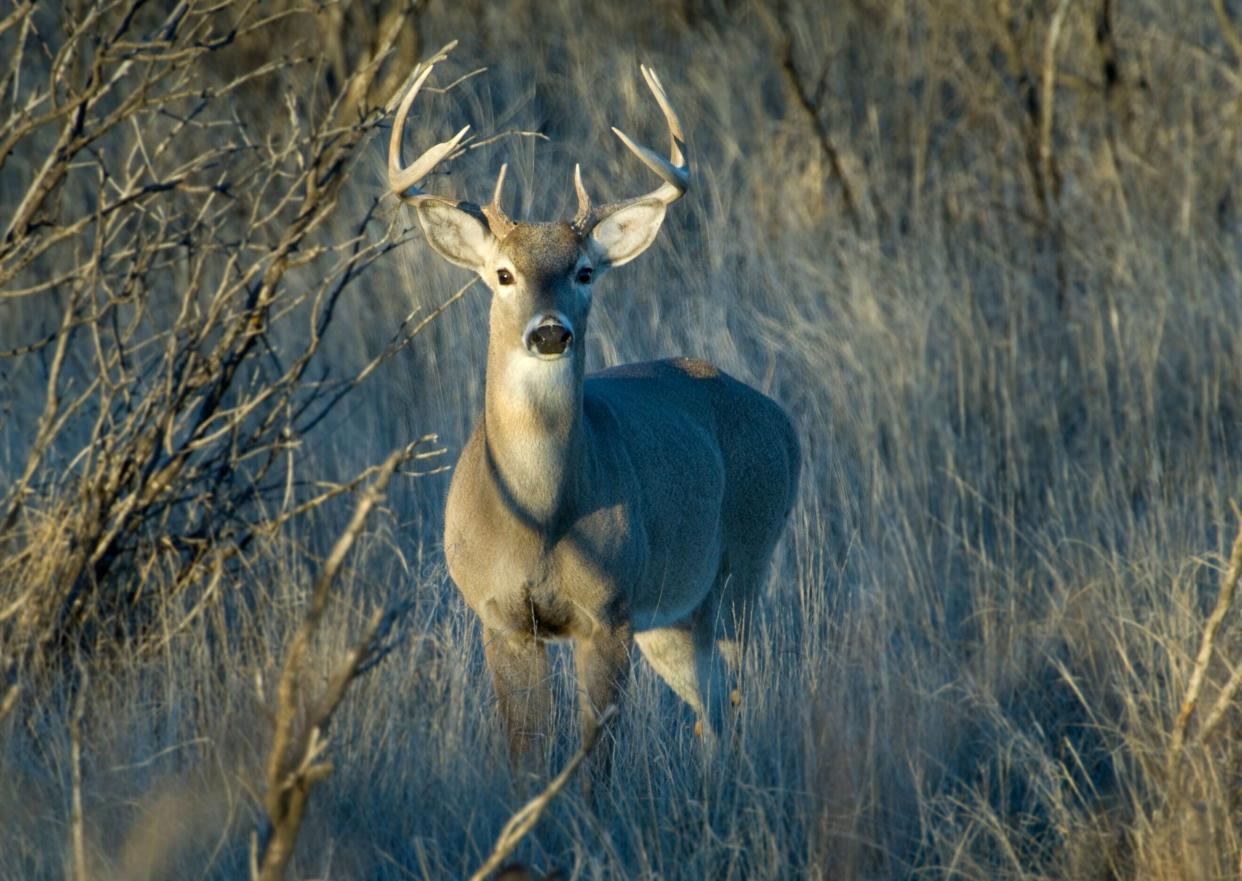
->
(502, 347), (576, 412)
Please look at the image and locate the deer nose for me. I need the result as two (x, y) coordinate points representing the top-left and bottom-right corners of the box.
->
(525, 316), (574, 357)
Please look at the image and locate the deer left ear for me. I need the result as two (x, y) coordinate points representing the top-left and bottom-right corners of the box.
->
(586, 198), (667, 270)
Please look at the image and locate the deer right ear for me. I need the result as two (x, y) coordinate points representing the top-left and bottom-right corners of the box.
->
(415, 199), (494, 271)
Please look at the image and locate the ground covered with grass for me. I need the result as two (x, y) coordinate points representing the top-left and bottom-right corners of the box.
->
(2, 1), (1241, 878)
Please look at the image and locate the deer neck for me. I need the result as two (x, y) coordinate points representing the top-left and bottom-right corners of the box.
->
(482, 334), (587, 530)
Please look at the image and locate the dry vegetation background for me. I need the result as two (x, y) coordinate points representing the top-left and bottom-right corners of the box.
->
(2, 0), (1242, 878)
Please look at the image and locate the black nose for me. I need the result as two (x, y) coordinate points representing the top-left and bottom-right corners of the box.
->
(526, 320), (573, 356)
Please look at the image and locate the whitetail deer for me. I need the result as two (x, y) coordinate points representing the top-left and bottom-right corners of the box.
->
(389, 48), (800, 771)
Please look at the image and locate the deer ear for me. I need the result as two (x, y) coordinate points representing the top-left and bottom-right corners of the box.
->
(415, 199), (494, 271)
(586, 198), (667, 270)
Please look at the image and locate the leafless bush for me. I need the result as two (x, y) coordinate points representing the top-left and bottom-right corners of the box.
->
(0, 1), (440, 681)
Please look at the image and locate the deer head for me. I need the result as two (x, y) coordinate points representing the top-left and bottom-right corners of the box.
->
(388, 45), (689, 365)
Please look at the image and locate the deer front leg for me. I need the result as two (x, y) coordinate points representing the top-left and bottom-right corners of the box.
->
(484, 627), (551, 773)
(574, 626), (631, 787)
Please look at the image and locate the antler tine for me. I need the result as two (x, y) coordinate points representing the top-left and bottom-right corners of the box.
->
(609, 65), (690, 207)
(572, 163), (592, 230)
(489, 163), (509, 208)
(388, 42), (473, 202)
(483, 163), (516, 238)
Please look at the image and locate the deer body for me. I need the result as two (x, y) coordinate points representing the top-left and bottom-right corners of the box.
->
(448, 351), (798, 683)
(389, 48), (800, 767)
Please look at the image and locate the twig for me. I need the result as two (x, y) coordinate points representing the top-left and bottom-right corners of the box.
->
(1168, 505), (1242, 775)
(297, 281), (474, 436)
(0, 681), (19, 725)
(467, 130), (550, 151)
(69, 662), (89, 881)
(254, 447), (410, 881)
(468, 705), (618, 881)
(765, 3), (860, 232)
(1194, 655), (1242, 745)
(1209, 0), (1242, 68)
(1038, 0), (1073, 221)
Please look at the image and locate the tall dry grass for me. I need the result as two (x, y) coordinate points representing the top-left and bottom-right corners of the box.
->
(3, 0), (1242, 878)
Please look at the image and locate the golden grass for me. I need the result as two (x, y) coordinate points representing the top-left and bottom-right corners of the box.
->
(3, 0), (1242, 878)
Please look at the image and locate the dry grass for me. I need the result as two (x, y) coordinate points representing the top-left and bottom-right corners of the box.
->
(3, 0), (1242, 878)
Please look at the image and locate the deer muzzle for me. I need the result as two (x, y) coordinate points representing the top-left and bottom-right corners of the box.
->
(525, 315), (574, 358)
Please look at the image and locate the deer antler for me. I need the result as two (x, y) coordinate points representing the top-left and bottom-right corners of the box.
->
(388, 42), (515, 238)
(574, 65), (690, 235)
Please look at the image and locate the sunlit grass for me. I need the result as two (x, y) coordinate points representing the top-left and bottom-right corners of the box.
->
(3, 0), (1242, 878)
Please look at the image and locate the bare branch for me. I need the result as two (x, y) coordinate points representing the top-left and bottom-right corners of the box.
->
(0, 2), (454, 686)
(763, 2), (860, 232)
(256, 446), (414, 881)
(1168, 505), (1242, 775)
(0, 680), (19, 726)
(1209, 0), (1242, 68)
(69, 661), (89, 881)
(1038, 0), (1072, 228)
(468, 705), (619, 881)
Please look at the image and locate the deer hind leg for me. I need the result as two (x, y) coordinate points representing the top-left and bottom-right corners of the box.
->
(634, 622), (728, 746)
(715, 639), (744, 711)
(714, 549), (774, 711)
(634, 626), (706, 720)
(484, 627), (551, 773)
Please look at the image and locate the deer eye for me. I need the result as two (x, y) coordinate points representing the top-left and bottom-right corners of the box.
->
(576, 267), (593, 284)
(497, 268), (514, 286)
